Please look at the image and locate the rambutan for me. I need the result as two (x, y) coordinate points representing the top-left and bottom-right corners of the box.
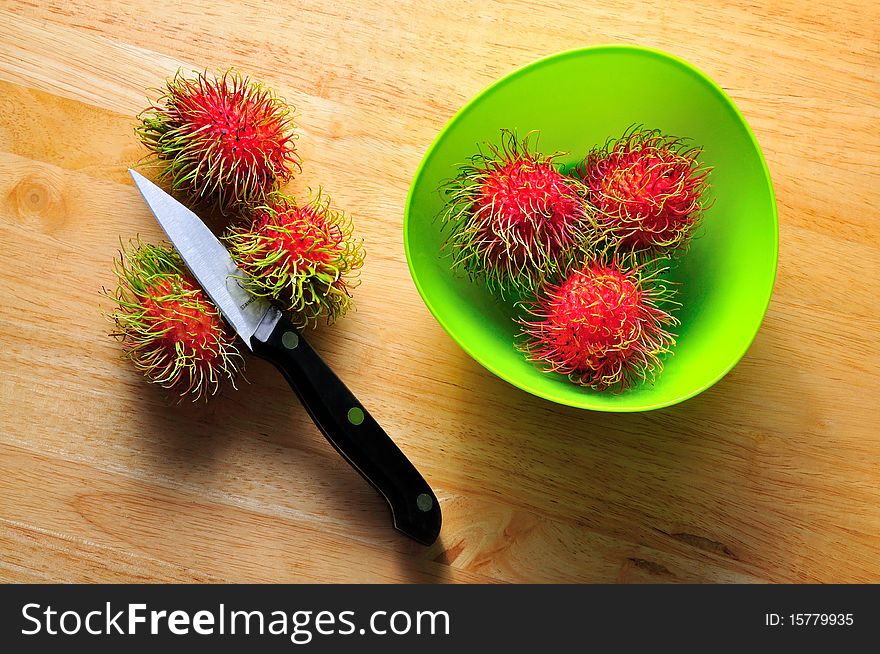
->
(108, 240), (244, 400)
(575, 127), (711, 256)
(136, 69), (301, 212)
(225, 192), (365, 327)
(518, 255), (679, 392)
(440, 130), (596, 296)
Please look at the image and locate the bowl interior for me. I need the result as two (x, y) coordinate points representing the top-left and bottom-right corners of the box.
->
(404, 45), (778, 411)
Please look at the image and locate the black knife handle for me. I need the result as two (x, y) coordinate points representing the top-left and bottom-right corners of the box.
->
(250, 310), (441, 545)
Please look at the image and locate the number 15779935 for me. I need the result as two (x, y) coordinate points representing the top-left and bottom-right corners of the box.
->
(765, 613), (854, 627)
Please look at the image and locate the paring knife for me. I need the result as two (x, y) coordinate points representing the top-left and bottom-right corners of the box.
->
(129, 169), (441, 546)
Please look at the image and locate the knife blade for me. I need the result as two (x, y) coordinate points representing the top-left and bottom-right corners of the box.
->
(129, 169), (441, 545)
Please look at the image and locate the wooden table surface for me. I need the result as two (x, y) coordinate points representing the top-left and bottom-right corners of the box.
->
(1, 0), (878, 584)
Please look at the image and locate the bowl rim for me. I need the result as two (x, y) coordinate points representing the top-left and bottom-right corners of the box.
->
(403, 43), (779, 412)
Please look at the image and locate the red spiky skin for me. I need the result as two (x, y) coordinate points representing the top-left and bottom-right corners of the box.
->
(226, 194), (364, 327)
(577, 128), (711, 255)
(141, 277), (229, 368)
(476, 158), (586, 269)
(441, 131), (594, 296)
(108, 241), (243, 401)
(254, 204), (343, 269)
(137, 70), (301, 212)
(519, 258), (678, 392)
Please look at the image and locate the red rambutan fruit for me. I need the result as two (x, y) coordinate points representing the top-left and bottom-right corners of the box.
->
(518, 254), (679, 392)
(136, 69), (301, 212)
(225, 192), (365, 327)
(108, 240), (244, 400)
(440, 130), (596, 296)
(575, 126), (711, 256)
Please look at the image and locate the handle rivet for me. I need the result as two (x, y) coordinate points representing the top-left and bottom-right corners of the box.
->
(347, 407), (365, 425)
(416, 493), (433, 512)
(281, 331), (299, 349)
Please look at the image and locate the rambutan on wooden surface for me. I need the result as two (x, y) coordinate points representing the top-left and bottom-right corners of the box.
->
(0, 0), (877, 585)
(225, 192), (364, 327)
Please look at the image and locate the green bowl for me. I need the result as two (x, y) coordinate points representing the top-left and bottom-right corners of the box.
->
(403, 45), (778, 412)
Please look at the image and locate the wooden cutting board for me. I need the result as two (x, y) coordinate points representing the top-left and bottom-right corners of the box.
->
(0, 0), (877, 583)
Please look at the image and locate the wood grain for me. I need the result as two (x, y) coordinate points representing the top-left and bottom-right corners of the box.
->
(1, 0), (878, 583)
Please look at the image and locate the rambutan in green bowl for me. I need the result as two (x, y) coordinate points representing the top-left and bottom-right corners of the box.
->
(403, 45), (778, 412)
